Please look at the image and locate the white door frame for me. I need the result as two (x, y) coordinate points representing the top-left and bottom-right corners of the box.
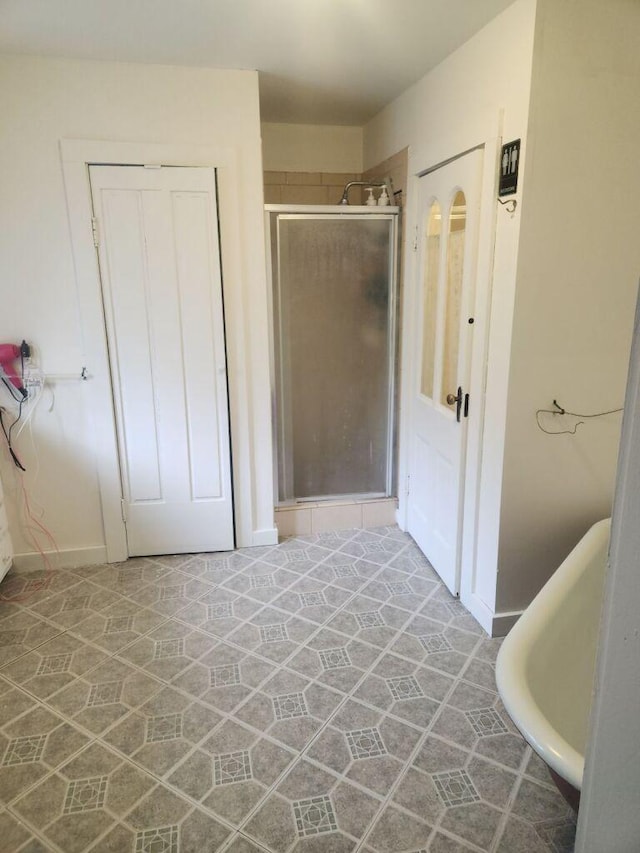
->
(397, 134), (501, 630)
(61, 139), (278, 562)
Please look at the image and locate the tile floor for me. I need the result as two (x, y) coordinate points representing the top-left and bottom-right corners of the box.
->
(0, 526), (576, 852)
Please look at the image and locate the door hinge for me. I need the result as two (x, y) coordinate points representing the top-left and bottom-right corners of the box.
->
(412, 225), (418, 252)
(406, 474), (411, 497)
(120, 498), (127, 524)
(91, 216), (99, 247)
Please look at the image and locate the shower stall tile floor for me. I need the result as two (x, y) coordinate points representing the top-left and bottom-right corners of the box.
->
(0, 526), (576, 852)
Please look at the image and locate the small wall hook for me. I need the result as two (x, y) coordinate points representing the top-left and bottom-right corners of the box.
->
(498, 198), (517, 213)
(81, 367), (88, 380)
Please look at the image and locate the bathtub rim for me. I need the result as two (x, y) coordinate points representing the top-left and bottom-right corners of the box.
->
(495, 517), (610, 792)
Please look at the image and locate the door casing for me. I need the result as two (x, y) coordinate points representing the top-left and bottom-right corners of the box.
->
(397, 136), (501, 628)
(61, 139), (278, 562)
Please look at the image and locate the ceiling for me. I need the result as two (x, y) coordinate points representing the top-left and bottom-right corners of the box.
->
(0, 0), (516, 125)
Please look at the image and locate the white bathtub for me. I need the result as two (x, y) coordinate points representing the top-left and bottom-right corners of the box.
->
(496, 518), (610, 792)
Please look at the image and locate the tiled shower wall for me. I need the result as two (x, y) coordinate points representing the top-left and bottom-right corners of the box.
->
(263, 147), (407, 211)
(263, 172), (362, 206)
(362, 148), (408, 211)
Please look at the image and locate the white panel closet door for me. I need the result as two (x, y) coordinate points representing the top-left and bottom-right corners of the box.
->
(89, 165), (234, 555)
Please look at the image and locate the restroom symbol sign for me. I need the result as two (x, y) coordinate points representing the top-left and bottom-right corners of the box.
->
(499, 139), (520, 196)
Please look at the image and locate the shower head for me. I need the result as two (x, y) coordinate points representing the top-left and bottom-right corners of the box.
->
(339, 180), (361, 204)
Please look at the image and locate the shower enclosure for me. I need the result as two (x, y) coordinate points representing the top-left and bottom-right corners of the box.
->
(266, 205), (399, 504)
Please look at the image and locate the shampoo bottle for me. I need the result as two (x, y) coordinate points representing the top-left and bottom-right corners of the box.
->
(378, 187), (390, 206)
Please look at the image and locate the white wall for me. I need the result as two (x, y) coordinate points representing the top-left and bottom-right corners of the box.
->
(0, 55), (273, 562)
(363, 0), (536, 172)
(363, 0), (537, 628)
(261, 122), (363, 173)
(497, 0), (640, 612)
(576, 284), (640, 852)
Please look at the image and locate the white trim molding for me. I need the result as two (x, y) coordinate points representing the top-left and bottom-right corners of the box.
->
(60, 139), (276, 561)
(397, 130), (502, 618)
(12, 546), (108, 572)
(491, 610), (522, 637)
(460, 588), (522, 637)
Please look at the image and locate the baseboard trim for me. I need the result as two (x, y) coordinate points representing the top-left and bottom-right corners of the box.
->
(462, 592), (524, 637)
(11, 546), (108, 572)
(462, 592), (494, 636)
(395, 505), (408, 531)
(491, 609), (523, 637)
(251, 528), (279, 547)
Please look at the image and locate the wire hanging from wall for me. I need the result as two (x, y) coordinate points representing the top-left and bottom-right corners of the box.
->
(0, 350), (61, 600)
(535, 399), (624, 435)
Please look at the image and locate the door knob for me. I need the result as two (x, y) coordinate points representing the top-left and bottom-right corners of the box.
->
(446, 386), (463, 422)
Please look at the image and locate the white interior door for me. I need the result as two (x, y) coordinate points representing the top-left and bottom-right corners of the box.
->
(407, 149), (483, 594)
(89, 165), (234, 556)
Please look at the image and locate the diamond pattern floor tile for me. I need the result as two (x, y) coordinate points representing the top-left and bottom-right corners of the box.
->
(0, 528), (576, 852)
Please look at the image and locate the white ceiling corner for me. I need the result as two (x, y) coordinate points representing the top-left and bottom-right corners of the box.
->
(0, 0), (517, 126)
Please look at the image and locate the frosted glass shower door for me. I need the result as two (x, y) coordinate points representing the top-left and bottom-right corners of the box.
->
(273, 214), (396, 502)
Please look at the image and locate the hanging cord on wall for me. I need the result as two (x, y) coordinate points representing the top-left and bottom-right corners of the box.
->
(0, 358), (60, 601)
(535, 399), (624, 435)
(0, 406), (26, 471)
(0, 349), (27, 470)
(0, 464), (60, 602)
(0, 439), (60, 602)
(0, 472), (60, 603)
(0, 352), (47, 470)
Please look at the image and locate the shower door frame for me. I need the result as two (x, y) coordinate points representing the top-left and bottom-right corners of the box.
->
(265, 205), (400, 506)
